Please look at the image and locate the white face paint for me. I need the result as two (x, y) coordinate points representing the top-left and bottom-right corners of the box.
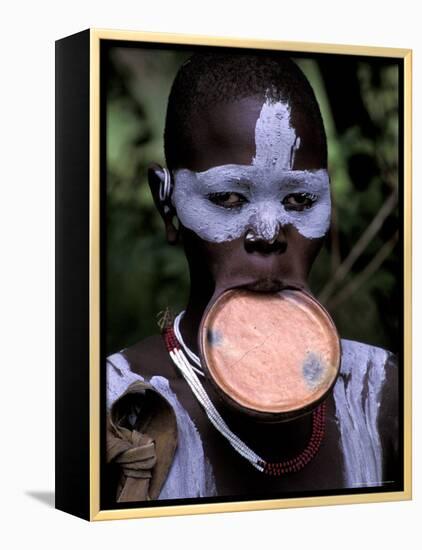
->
(171, 95), (331, 243)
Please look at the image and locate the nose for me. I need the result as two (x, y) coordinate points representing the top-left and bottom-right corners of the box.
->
(244, 227), (287, 255)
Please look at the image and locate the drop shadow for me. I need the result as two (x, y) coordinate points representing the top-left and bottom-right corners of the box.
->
(26, 491), (55, 508)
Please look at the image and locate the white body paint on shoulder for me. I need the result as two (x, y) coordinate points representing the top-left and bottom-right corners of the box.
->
(106, 352), (217, 499)
(334, 340), (389, 486)
(172, 95), (331, 242)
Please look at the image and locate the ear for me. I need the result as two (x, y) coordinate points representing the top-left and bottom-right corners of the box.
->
(147, 162), (179, 245)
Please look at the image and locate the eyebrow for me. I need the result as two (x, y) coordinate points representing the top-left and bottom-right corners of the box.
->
(226, 176), (253, 187)
(184, 167), (329, 192)
(194, 174), (252, 192)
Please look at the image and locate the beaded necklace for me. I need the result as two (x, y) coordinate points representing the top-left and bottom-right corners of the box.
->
(163, 311), (326, 476)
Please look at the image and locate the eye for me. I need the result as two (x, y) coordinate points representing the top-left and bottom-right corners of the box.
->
(207, 192), (248, 209)
(282, 192), (317, 211)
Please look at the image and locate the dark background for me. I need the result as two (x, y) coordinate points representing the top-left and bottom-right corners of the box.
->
(104, 45), (401, 356)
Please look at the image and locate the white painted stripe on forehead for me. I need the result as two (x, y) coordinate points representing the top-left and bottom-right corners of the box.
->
(252, 96), (300, 171)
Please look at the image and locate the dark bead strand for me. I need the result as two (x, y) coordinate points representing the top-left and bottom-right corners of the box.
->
(262, 402), (326, 477)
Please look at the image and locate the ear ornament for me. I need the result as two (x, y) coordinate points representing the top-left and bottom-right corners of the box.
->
(159, 167), (173, 202)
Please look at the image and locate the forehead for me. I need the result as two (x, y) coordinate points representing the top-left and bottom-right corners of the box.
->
(180, 96), (325, 172)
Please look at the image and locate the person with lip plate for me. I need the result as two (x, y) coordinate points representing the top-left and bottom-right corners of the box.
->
(105, 53), (399, 504)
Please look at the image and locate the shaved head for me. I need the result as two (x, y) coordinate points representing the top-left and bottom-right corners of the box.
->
(164, 52), (327, 171)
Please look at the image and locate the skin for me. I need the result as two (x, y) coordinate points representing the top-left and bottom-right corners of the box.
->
(120, 95), (397, 496)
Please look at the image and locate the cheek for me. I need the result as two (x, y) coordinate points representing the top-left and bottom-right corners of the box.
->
(288, 231), (324, 271)
(287, 189), (331, 239)
(174, 192), (250, 243)
(182, 230), (248, 285)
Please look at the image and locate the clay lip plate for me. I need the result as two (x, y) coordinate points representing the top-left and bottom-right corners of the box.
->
(200, 289), (340, 414)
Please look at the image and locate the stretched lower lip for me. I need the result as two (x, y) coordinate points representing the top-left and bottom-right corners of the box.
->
(243, 279), (286, 292)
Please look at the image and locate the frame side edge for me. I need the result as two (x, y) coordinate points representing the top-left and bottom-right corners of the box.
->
(55, 28), (91, 521)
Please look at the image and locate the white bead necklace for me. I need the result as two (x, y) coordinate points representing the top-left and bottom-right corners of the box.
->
(173, 312), (205, 377)
(169, 311), (265, 471)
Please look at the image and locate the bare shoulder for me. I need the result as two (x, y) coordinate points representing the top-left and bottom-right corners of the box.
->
(339, 338), (398, 405)
(120, 333), (176, 382)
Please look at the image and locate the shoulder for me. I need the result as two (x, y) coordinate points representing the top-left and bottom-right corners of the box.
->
(106, 334), (177, 407)
(339, 339), (395, 374)
(338, 339), (399, 472)
(332, 340), (400, 484)
(338, 338), (398, 403)
(121, 334), (176, 381)
(339, 339), (397, 396)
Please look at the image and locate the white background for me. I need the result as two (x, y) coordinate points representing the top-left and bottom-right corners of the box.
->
(0, 1), (420, 548)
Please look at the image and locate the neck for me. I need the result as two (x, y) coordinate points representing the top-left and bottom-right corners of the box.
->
(180, 270), (215, 357)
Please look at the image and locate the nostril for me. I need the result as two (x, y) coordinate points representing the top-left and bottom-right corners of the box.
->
(244, 237), (287, 255)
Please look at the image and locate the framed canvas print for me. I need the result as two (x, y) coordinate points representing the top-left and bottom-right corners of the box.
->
(55, 28), (412, 521)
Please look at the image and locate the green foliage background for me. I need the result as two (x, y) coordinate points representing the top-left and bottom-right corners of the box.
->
(106, 46), (400, 356)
